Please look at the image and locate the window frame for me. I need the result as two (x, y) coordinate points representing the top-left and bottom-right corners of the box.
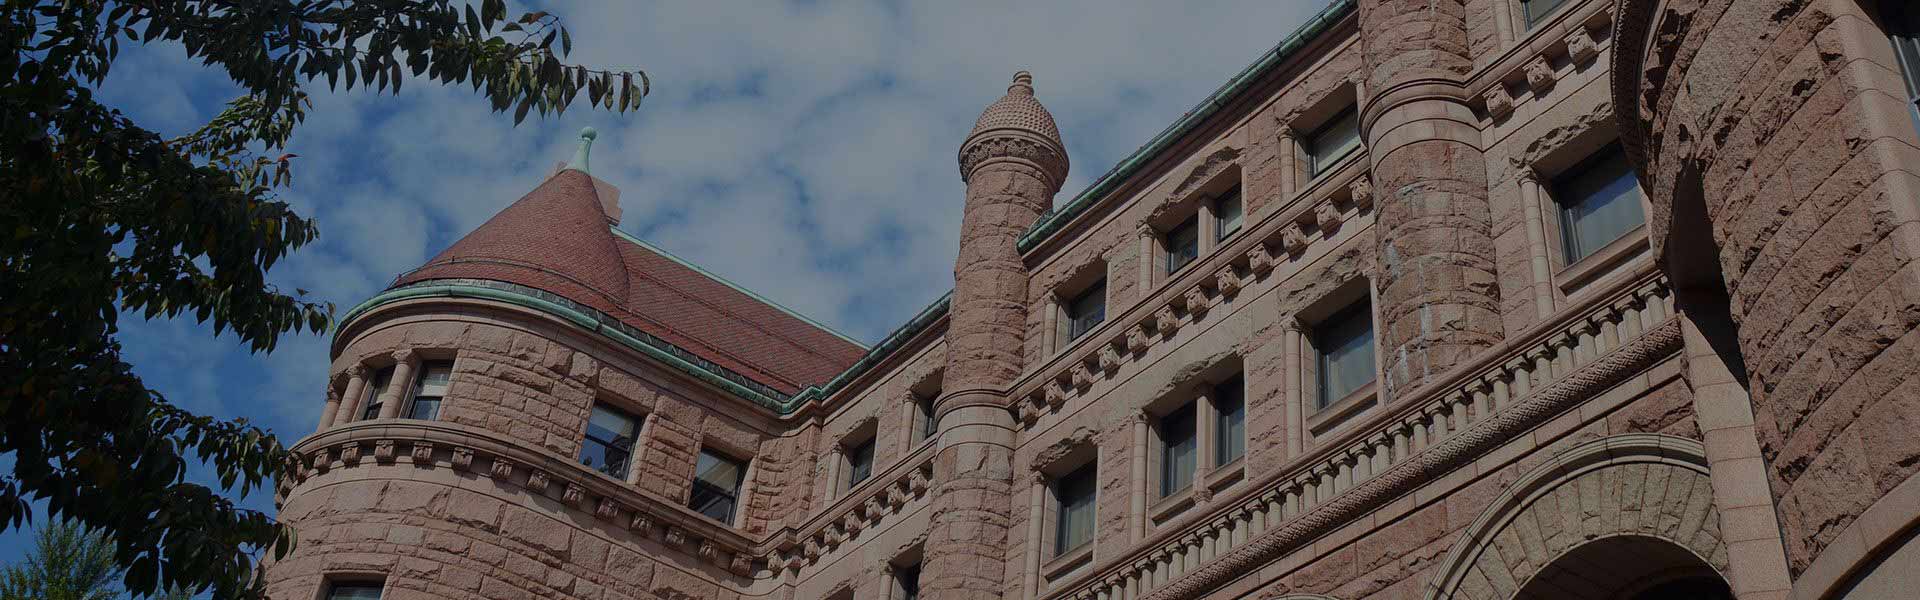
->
(324, 580), (385, 600)
(895, 562), (922, 600)
(404, 361), (451, 421)
(1214, 186), (1244, 242)
(1550, 144), (1647, 265)
(579, 403), (642, 480)
(914, 393), (938, 444)
(688, 448), (748, 525)
(1304, 107), (1362, 178)
(844, 436), (876, 490)
(359, 366), (395, 421)
(1063, 279), (1108, 343)
(1164, 215), (1200, 275)
(1156, 401), (1198, 499)
(1052, 463), (1098, 557)
(1886, 0), (1920, 138)
(1213, 375), (1246, 467)
(1520, 0), (1571, 29)
(1314, 298), (1377, 410)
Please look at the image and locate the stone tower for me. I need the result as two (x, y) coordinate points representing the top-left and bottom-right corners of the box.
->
(1357, 0), (1504, 397)
(925, 71), (1069, 600)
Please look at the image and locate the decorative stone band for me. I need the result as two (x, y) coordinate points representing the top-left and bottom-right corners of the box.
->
(1475, 3), (1613, 120)
(769, 442), (935, 575)
(1045, 274), (1679, 600)
(286, 420), (761, 577)
(958, 131), (1070, 192)
(1014, 165), (1374, 427)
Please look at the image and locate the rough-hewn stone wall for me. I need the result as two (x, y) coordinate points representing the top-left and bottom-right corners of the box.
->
(1617, 0), (1920, 575)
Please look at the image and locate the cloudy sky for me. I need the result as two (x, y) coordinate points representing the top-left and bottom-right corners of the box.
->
(2, 0), (1328, 575)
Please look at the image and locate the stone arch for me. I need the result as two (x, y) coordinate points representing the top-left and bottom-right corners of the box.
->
(1423, 434), (1729, 600)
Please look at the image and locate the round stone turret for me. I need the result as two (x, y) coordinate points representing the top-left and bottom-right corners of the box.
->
(958, 71), (1070, 192)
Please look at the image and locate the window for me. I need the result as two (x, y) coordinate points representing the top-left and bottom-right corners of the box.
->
(1554, 145), (1646, 263)
(1158, 402), (1197, 498)
(1522, 0), (1570, 28)
(895, 563), (922, 600)
(1165, 216), (1200, 274)
(1053, 464), (1097, 556)
(1887, 1), (1920, 137)
(326, 582), (383, 600)
(1214, 186), (1244, 241)
(359, 366), (394, 420)
(405, 361), (450, 420)
(689, 449), (746, 524)
(579, 403), (639, 479)
(1305, 108), (1362, 177)
(1315, 299), (1377, 408)
(845, 437), (875, 489)
(915, 393), (938, 443)
(1064, 280), (1107, 342)
(1214, 375), (1246, 466)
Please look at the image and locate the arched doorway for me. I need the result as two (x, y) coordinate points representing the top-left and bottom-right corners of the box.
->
(1515, 535), (1731, 600)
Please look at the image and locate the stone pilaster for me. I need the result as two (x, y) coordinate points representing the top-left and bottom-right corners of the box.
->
(928, 71), (1068, 600)
(1359, 0), (1503, 398)
(376, 349), (419, 419)
(333, 364), (370, 426)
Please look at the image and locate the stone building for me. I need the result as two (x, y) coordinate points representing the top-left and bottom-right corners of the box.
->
(264, 0), (1920, 598)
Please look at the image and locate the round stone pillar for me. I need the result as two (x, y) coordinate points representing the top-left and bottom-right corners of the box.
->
(1359, 0), (1503, 397)
(926, 71), (1068, 600)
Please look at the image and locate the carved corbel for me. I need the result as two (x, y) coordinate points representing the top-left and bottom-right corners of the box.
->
(596, 498), (620, 520)
(1565, 26), (1600, 64)
(1213, 265), (1242, 297)
(409, 441), (434, 464)
(1044, 381), (1069, 409)
(1524, 56), (1556, 91)
(526, 469), (550, 492)
(489, 458), (515, 480)
(908, 467), (930, 494)
(729, 553), (753, 576)
(1483, 84), (1516, 119)
(373, 439), (397, 463)
(629, 511), (654, 535)
(1313, 201), (1344, 233)
(1282, 224), (1310, 255)
(339, 442), (362, 465)
(1348, 176), (1374, 211)
(1155, 304), (1181, 335)
(1247, 242), (1277, 276)
(1098, 343), (1123, 374)
(452, 447), (475, 471)
(665, 527), (689, 547)
(1069, 362), (1093, 391)
(698, 540), (720, 562)
(563, 482), (585, 503)
(1183, 286), (1210, 317)
(1127, 323), (1152, 354)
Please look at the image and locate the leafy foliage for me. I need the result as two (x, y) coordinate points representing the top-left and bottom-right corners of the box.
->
(0, 1), (647, 597)
(0, 521), (192, 600)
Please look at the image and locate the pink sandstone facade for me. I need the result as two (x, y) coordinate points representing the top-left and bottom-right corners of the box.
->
(265, 0), (1920, 598)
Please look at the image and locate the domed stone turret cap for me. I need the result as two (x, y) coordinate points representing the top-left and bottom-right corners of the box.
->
(959, 71), (1070, 189)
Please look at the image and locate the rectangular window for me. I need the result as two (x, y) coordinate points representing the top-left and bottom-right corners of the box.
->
(1053, 464), (1097, 556)
(1165, 216), (1200, 274)
(1064, 280), (1107, 342)
(896, 563), (922, 600)
(1523, 0), (1570, 28)
(1214, 375), (1246, 466)
(579, 404), (640, 479)
(359, 366), (395, 420)
(1305, 108), (1362, 177)
(1554, 145), (1646, 263)
(916, 394), (938, 443)
(846, 437), (875, 489)
(326, 582), (383, 600)
(406, 361), (451, 420)
(1158, 402), (1197, 498)
(1316, 299), (1377, 408)
(689, 449), (747, 524)
(1887, 1), (1920, 137)
(1215, 186), (1244, 241)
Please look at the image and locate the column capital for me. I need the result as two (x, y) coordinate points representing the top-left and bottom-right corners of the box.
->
(1280, 315), (1305, 333)
(346, 363), (370, 379)
(1127, 409), (1151, 425)
(1516, 165), (1544, 185)
(389, 348), (417, 364)
(1028, 469), (1050, 485)
(1276, 123), (1297, 141)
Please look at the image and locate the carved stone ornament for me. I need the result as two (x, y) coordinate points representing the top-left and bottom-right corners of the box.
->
(1183, 287), (1210, 317)
(373, 439), (396, 462)
(803, 538), (822, 560)
(698, 541), (719, 561)
(1127, 323), (1153, 354)
(1525, 55), (1556, 91)
(1282, 225), (1310, 255)
(596, 498), (619, 519)
(526, 469), (550, 492)
(1044, 381), (1069, 409)
(729, 553), (753, 576)
(1155, 304), (1182, 335)
(339, 442), (362, 465)
(452, 447), (475, 470)
(1099, 344), (1124, 374)
(1070, 361), (1094, 390)
(886, 484), (908, 508)
(1247, 243), (1277, 275)
(409, 441), (434, 464)
(1483, 84), (1516, 119)
(862, 496), (883, 520)
(908, 467), (931, 494)
(490, 458), (515, 480)
(563, 483), (585, 503)
(1565, 26), (1600, 64)
(1214, 266), (1242, 297)
(1313, 201), (1345, 233)
(628, 512), (654, 534)
(1349, 176), (1375, 211)
(958, 134), (1068, 187)
(311, 450), (331, 473)
(665, 527), (688, 546)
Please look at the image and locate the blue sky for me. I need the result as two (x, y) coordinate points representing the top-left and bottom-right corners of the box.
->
(1, 0), (1325, 579)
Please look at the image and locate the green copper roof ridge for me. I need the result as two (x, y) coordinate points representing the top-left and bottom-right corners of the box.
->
(1015, 0), (1353, 252)
(608, 226), (871, 349)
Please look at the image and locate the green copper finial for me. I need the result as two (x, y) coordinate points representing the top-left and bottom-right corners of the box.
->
(567, 126), (597, 174)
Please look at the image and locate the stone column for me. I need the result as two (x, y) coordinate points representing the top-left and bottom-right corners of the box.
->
(1129, 410), (1149, 541)
(332, 365), (369, 427)
(1137, 224), (1157, 297)
(316, 379), (344, 432)
(1282, 319), (1305, 456)
(1682, 314), (1791, 599)
(1277, 126), (1299, 198)
(375, 349), (418, 419)
(930, 72), (1069, 600)
(1193, 387), (1216, 503)
(1359, 0), (1503, 398)
(1517, 168), (1556, 320)
(1023, 470), (1047, 600)
(879, 563), (899, 600)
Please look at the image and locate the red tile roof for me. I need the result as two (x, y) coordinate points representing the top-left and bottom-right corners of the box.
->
(394, 169), (865, 394)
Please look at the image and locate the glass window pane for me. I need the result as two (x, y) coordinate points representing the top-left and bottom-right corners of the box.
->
(1054, 464), (1097, 555)
(690, 449), (745, 523)
(1214, 376), (1246, 466)
(1317, 300), (1377, 407)
(1555, 147), (1646, 263)
(917, 395), (938, 442)
(408, 398), (441, 421)
(580, 404), (638, 479)
(407, 362), (451, 420)
(846, 438), (875, 488)
(1887, 2), (1920, 137)
(1166, 216), (1199, 274)
(328, 583), (383, 600)
(1159, 402), (1197, 497)
(897, 564), (922, 600)
(1066, 281), (1107, 342)
(1216, 188), (1244, 240)
(360, 367), (394, 420)
(1308, 109), (1361, 176)
(1524, 0), (1569, 27)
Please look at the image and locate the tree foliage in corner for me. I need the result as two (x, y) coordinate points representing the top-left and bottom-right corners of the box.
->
(0, 520), (190, 600)
(0, 1), (648, 597)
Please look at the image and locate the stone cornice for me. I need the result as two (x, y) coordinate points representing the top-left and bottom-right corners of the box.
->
(766, 440), (936, 574)
(959, 130), (1069, 192)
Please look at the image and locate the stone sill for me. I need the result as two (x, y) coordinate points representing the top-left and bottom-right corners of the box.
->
(1043, 542), (1095, 582)
(1150, 487), (1197, 524)
(1555, 225), (1649, 296)
(1306, 381), (1378, 436)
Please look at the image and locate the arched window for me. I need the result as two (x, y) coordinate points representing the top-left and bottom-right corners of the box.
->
(1888, 1), (1920, 137)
